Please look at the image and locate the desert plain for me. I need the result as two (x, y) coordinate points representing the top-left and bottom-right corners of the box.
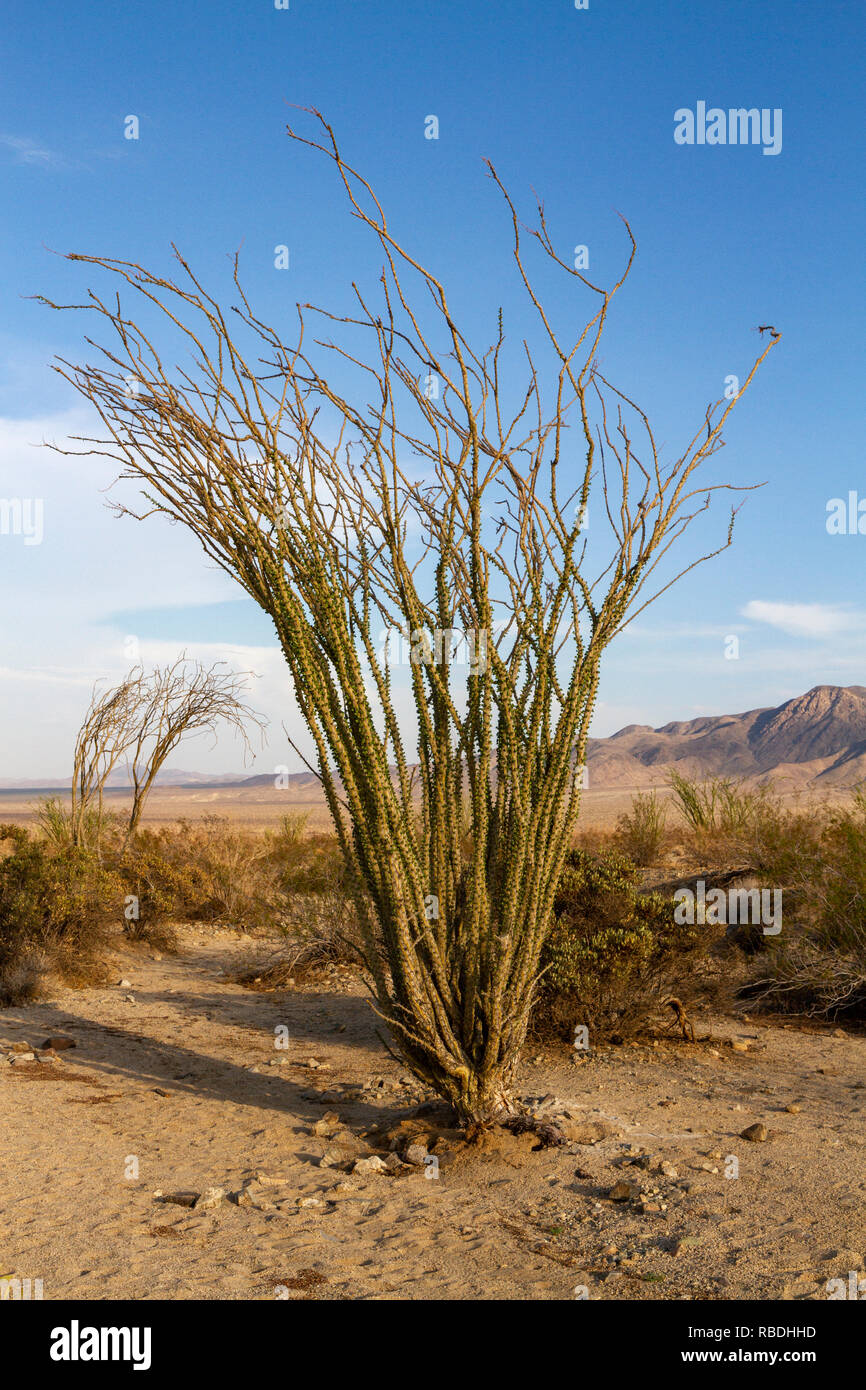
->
(1, 774), (864, 1303)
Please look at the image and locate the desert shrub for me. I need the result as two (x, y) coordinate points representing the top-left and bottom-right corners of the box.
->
(118, 829), (212, 926)
(667, 771), (770, 835)
(0, 827), (122, 1002)
(0, 944), (51, 1006)
(264, 818), (347, 894)
(235, 822), (362, 986)
(115, 837), (193, 929)
(665, 771), (783, 869)
(35, 797), (128, 856)
(571, 824), (618, 858)
(614, 790), (667, 865)
(35, 796), (78, 848)
(818, 792), (866, 952)
(746, 801), (825, 882)
(747, 793), (866, 1016)
(533, 847), (724, 1041)
(0, 823), (28, 853)
(113, 816), (346, 936)
(277, 889), (363, 969)
(118, 817), (280, 930)
(269, 811), (310, 854)
(169, 817), (275, 925)
(238, 888), (364, 990)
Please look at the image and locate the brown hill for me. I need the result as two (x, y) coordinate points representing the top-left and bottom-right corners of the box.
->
(585, 685), (866, 789)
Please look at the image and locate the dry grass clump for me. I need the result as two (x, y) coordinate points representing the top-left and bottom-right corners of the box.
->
(613, 790), (668, 866)
(275, 889), (363, 974)
(121, 818), (281, 931)
(236, 886), (364, 991)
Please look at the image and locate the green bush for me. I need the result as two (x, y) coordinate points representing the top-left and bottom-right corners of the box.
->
(0, 827), (122, 1002)
(534, 847), (720, 1040)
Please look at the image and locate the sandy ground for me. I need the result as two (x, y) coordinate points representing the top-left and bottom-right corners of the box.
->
(0, 786), (338, 834)
(2, 782), (851, 837)
(6, 786), (641, 832)
(1, 926), (864, 1302)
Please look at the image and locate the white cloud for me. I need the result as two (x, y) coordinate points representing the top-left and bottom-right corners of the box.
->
(0, 665), (95, 687)
(0, 134), (68, 169)
(741, 599), (859, 639)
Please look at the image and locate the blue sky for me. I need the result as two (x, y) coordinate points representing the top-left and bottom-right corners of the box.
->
(1, 0), (863, 777)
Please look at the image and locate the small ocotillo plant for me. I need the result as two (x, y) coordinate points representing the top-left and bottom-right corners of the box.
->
(121, 656), (264, 849)
(61, 660), (262, 851)
(39, 111), (778, 1121)
(69, 672), (142, 848)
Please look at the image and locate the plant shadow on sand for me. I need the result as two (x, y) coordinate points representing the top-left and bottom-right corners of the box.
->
(3, 975), (431, 1139)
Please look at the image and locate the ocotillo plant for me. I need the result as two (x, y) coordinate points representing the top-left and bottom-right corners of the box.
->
(69, 671), (142, 849)
(39, 111), (778, 1121)
(66, 660), (262, 852)
(121, 657), (264, 850)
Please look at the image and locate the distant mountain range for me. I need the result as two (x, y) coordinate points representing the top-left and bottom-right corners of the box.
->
(0, 768), (249, 791)
(5, 685), (866, 793)
(584, 685), (866, 789)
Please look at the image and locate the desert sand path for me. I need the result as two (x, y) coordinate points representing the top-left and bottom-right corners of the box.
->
(1, 927), (864, 1301)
